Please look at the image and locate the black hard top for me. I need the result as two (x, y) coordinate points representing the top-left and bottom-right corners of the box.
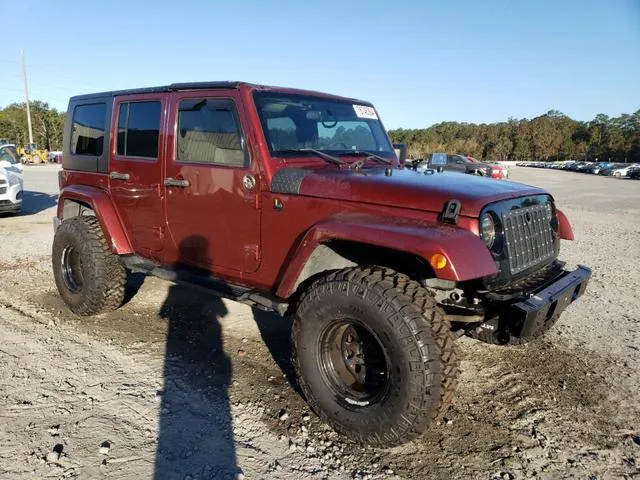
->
(69, 81), (245, 102)
(69, 81), (372, 106)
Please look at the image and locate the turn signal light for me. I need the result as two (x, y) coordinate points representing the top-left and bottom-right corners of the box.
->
(430, 253), (447, 270)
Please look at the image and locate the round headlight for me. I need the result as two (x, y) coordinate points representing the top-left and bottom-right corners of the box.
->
(480, 213), (496, 249)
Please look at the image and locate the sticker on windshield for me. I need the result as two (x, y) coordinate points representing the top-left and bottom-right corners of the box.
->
(353, 104), (378, 120)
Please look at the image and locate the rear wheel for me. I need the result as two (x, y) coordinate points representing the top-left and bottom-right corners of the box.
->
(52, 217), (126, 315)
(292, 267), (458, 447)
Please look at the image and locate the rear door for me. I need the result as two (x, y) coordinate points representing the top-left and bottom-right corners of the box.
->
(109, 94), (167, 255)
(163, 90), (261, 273)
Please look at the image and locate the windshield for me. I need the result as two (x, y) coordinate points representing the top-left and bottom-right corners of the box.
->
(0, 147), (19, 164)
(253, 92), (394, 159)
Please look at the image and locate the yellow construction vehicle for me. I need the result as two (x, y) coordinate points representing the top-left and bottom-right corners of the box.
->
(17, 143), (48, 164)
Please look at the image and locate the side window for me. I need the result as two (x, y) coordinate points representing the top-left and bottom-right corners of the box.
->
(431, 153), (447, 165)
(71, 103), (106, 155)
(177, 98), (245, 166)
(116, 101), (161, 158)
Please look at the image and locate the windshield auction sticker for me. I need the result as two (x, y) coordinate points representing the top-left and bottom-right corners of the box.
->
(353, 105), (378, 119)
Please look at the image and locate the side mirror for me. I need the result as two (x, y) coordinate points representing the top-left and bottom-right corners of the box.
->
(393, 143), (407, 165)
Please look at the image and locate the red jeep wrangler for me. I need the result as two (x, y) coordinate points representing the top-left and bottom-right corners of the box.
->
(52, 82), (591, 447)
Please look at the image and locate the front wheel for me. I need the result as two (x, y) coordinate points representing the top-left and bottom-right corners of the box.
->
(292, 267), (458, 447)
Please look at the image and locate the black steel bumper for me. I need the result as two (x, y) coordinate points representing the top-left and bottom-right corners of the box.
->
(505, 265), (591, 337)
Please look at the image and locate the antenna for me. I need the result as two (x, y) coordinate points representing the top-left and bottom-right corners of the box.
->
(21, 50), (34, 146)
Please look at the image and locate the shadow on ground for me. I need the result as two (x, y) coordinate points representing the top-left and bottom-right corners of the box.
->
(253, 309), (301, 395)
(154, 236), (239, 479)
(20, 191), (58, 215)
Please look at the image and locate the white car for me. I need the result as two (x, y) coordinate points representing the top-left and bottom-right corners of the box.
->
(0, 144), (24, 214)
(611, 164), (640, 177)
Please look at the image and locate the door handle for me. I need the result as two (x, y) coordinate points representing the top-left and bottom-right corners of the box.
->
(110, 171), (130, 181)
(164, 177), (190, 188)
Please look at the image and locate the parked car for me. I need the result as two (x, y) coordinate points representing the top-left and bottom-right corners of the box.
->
(47, 151), (63, 163)
(415, 153), (493, 176)
(585, 162), (613, 174)
(0, 144), (24, 214)
(576, 162), (595, 172)
(627, 167), (640, 180)
(598, 164), (624, 176)
(610, 164), (640, 177)
(52, 81), (591, 448)
(466, 156), (508, 179)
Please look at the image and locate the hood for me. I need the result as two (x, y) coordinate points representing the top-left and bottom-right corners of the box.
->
(271, 167), (547, 217)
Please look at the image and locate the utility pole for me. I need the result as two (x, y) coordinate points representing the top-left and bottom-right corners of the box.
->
(21, 50), (34, 147)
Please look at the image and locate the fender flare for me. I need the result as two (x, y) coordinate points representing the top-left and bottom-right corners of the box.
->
(57, 185), (133, 254)
(275, 215), (498, 298)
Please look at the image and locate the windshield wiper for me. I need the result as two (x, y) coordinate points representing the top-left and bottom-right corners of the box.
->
(275, 148), (345, 166)
(337, 150), (394, 168)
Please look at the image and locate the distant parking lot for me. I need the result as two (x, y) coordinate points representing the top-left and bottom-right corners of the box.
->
(517, 160), (640, 179)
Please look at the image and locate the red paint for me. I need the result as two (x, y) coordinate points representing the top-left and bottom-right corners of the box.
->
(59, 83), (572, 298)
(286, 167), (543, 218)
(162, 90), (262, 272)
(275, 213), (497, 298)
(109, 93), (169, 255)
(556, 209), (574, 240)
(58, 184), (133, 254)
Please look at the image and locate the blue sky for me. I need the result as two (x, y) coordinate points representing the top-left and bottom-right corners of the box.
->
(0, 0), (638, 129)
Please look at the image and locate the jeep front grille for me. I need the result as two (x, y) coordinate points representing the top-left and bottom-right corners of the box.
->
(503, 203), (555, 274)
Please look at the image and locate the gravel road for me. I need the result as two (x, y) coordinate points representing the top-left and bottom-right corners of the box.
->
(0, 165), (638, 479)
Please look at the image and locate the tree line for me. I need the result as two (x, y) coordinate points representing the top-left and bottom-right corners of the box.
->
(389, 109), (640, 163)
(0, 101), (66, 151)
(2, 101), (639, 163)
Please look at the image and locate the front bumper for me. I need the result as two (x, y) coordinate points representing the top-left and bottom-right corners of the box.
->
(0, 183), (23, 213)
(504, 265), (591, 337)
(0, 199), (22, 213)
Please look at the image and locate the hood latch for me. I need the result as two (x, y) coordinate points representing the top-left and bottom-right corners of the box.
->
(441, 199), (461, 224)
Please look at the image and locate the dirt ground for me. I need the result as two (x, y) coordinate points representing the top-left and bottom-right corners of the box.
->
(0, 164), (638, 480)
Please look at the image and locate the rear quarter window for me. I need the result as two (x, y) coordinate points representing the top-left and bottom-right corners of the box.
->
(71, 103), (107, 156)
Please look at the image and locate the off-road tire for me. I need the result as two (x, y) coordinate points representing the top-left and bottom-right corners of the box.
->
(52, 216), (126, 316)
(292, 267), (458, 447)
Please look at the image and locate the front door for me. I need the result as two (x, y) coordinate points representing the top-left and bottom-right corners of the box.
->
(163, 91), (261, 273)
(448, 154), (467, 173)
(109, 94), (167, 254)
